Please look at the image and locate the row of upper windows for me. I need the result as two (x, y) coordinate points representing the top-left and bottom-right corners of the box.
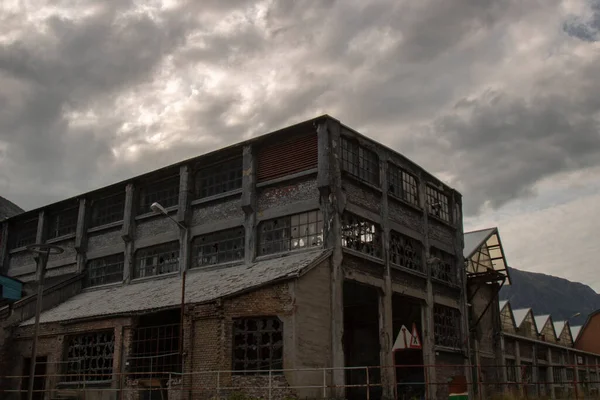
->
(341, 136), (452, 223)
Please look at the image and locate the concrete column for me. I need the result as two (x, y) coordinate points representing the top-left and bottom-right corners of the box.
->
(532, 344), (539, 397)
(595, 358), (599, 392)
(573, 352), (581, 395)
(178, 165), (191, 275)
(499, 335), (509, 393)
(242, 144), (257, 264)
(0, 222), (9, 273)
(122, 183), (135, 282)
(379, 154), (395, 399)
(560, 351), (568, 393)
(35, 210), (46, 244)
(420, 175), (437, 400)
(75, 198), (87, 273)
(326, 118), (346, 398)
(548, 347), (556, 399)
(515, 341), (523, 396)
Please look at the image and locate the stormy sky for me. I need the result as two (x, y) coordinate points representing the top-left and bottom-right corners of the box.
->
(1, 0), (599, 290)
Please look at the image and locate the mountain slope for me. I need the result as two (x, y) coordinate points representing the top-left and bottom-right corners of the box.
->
(0, 196), (23, 220)
(499, 267), (600, 326)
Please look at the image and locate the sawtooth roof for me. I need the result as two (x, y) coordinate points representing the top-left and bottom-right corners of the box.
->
(22, 249), (330, 325)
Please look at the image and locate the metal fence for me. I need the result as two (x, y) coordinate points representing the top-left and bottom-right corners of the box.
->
(2, 361), (600, 400)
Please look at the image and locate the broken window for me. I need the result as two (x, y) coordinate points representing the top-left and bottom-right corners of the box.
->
(341, 137), (380, 186)
(130, 320), (181, 377)
(389, 231), (423, 272)
(506, 359), (516, 382)
(429, 247), (458, 285)
(192, 227), (245, 267)
(258, 210), (323, 256)
(12, 219), (38, 249)
(433, 304), (461, 349)
(85, 253), (124, 287)
(89, 192), (125, 227)
(64, 331), (115, 383)
(195, 157), (243, 199)
(134, 242), (179, 279)
(341, 212), (382, 258)
(426, 185), (450, 223)
(137, 175), (179, 215)
(553, 366), (565, 383)
(47, 207), (78, 239)
(233, 317), (283, 374)
(566, 368), (574, 382)
(387, 163), (419, 206)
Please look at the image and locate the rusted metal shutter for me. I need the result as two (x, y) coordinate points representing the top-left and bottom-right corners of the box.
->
(257, 133), (318, 182)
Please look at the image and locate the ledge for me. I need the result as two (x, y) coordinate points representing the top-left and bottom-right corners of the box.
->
(254, 246), (326, 263)
(256, 168), (318, 189)
(427, 213), (456, 230)
(81, 281), (123, 292)
(87, 220), (123, 234)
(390, 263), (427, 280)
(342, 247), (385, 265)
(46, 233), (76, 244)
(434, 345), (465, 355)
(135, 205), (178, 222)
(188, 260), (244, 273)
(190, 189), (242, 207)
(388, 192), (423, 214)
(342, 171), (383, 194)
(130, 270), (180, 284)
(431, 278), (462, 291)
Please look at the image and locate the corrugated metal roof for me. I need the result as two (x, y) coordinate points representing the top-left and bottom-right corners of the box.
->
(21, 249), (330, 325)
(512, 308), (532, 327)
(463, 228), (495, 259)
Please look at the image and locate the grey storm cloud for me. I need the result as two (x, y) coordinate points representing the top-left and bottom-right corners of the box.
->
(0, 0), (598, 216)
(564, 0), (600, 41)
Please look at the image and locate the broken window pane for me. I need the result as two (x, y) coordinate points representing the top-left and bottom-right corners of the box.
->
(233, 317), (283, 374)
(258, 210), (323, 256)
(47, 207), (78, 239)
(388, 163), (419, 206)
(192, 227), (245, 267)
(426, 185), (450, 223)
(11, 218), (38, 249)
(341, 212), (382, 258)
(90, 192), (125, 227)
(134, 242), (180, 279)
(430, 247), (458, 285)
(64, 331), (115, 383)
(433, 304), (461, 349)
(390, 231), (423, 272)
(196, 157), (243, 199)
(85, 253), (124, 287)
(130, 321), (181, 377)
(341, 137), (380, 186)
(138, 175), (179, 215)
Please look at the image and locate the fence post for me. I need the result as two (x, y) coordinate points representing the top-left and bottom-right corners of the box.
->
(268, 370), (272, 400)
(323, 369), (327, 398)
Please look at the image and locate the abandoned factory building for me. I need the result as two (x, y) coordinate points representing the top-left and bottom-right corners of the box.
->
(1, 115), (479, 399)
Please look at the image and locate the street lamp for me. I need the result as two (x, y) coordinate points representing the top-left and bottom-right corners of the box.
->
(150, 202), (187, 371)
(25, 243), (64, 400)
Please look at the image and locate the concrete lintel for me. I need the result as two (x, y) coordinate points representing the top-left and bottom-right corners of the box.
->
(432, 294), (460, 309)
(257, 199), (320, 222)
(388, 219), (424, 243)
(87, 245), (127, 261)
(344, 202), (382, 225)
(343, 269), (385, 289)
(390, 282), (428, 301)
(121, 183), (135, 242)
(429, 237), (455, 254)
(134, 232), (179, 251)
(189, 217), (245, 238)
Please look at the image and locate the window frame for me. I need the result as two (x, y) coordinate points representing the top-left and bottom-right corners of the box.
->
(89, 192), (125, 228)
(12, 219), (38, 249)
(191, 227), (245, 268)
(257, 210), (324, 256)
(389, 230), (423, 273)
(426, 185), (451, 223)
(430, 247), (458, 286)
(433, 304), (462, 349)
(340, 136), (380, 186)
(85, 253), (125, 288)
(341, 212), (383, 259)
(134, 241), (180, 279)
(195, 156), (243, 199)
(137, 175), (180, 216)
(47, 207), (78, 239)
(63, 330), (115, 383)
(232, 316), (284, 375)
(387, 163), (419, 207)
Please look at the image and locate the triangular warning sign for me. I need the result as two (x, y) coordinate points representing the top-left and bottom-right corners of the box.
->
(409, 323), (422, 349)
(393, 325), (410, 351)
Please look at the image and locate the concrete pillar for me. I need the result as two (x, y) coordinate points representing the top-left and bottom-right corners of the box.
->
(35, 210), (46, 244)
(499, 335), (509, 393)
(122, 183), (135, 282)
(548, 347), (556, 399)
(515, 341), (523, 396)
(75, 198), (87, 273)
(325, 118), (346, 398)
(178, 165), (191, 275)
(532, 344), (539, 397)
(241, 144), (257, 264)
(0, 222), (9, 273)
(379, 154), (395, 399)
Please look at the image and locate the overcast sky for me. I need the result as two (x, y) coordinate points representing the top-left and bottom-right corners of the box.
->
(1, 0), (599, 290)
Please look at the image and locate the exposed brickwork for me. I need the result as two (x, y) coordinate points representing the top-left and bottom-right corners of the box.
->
(435, 352), (466, 399)
(192, 197), (244, 226)
(342, 180), (382, 214)
(427, 220), (454, 247)
(46, 238), (77, 269)
(388, 198), (423, 233)
(257, 178), (318, 212)
(342, 253), (385, 280)
(87, 227), (123, 252)
(135, 217), (178, 240)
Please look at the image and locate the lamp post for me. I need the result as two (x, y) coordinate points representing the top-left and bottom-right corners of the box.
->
(150, 202), (187, 371)
(25, 243), (64, 400)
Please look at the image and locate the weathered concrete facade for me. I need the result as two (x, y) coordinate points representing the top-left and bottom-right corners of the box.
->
(0, 115), (467, 400)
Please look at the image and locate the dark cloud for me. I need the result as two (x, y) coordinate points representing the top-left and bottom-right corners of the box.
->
(564, 0), (600, 41)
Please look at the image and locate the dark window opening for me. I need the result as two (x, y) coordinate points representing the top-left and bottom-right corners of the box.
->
(388, 163), (419, 206)
(426, 185), (450, 223)
(195, 157), (243, 199)
(63, 331), (115, 383)
(192, 227), (245, 267)
(85, 254), (124, 287)
(390, 231), (423, 273)
(134, 242), (179, 279)
(137, 175), (179, 215)
(341, 137), (380, 186)
(341, 213), (382, 258)
(506, 359), (516, 382)
(233, 317), (283, 374)
(90, 192), (125, 227)
(430, 247), (458, 285)
(129, 310), (181, 378)
(258, 210), (323, 256)
(433, 304), (461, 349)
(12, 219), (38, 249)
(47, 207), (78, 239)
